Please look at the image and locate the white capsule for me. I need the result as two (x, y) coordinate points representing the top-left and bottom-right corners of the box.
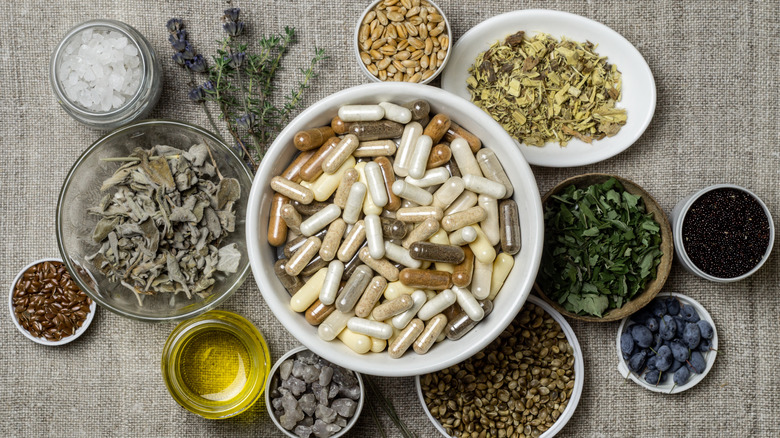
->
(379, 101), (412, 124)
(338, 104), (384, 122)
(408, 135), (433, 179)
(478, 194), (500, 246)
(445, 190), (479, 215)
(452, 286), (484, 322)
(394, 122), (423, 177)
(450, 138), (482, 177)
(342, 181), (367, 225)
(392, 180), (433, 206)
(318, 309), (353, 341)
(417, 289), (457, 321)
(355, 161), (382, 216)
(300, 204), (342, 236)
(471, 259), (492, 300)
(364, 162), (388, 208)
(476, 148), (513, 198)
(432, 177), (465, 210)
(384, 241), (422, 269)
(448, 226), (478, 246)
(405, 167), (450, 188)
(364, 214), (385, 259)
(320, 260), (345, 305)
(463, 174), (507, 199)
(392, 289), (427, 329)
(347, 317), (394, 339)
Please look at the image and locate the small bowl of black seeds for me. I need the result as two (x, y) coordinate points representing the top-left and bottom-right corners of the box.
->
(670, 184), (774, 282)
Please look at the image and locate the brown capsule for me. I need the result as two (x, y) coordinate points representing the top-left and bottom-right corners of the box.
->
(375, 156), (401, 211)
(446, 299), (494, 341)
(281, 150), (316, 183)
(442, 302), (463, 322)
(301, 254), (329, 277)
(331, 116), (352, 135)
(409, 241), (465, 264)
(305, 300), (335, 325)
(294, 126), (336, 151)
(444, 121), (482, 153)
(291, 200), (330, 216)
(300, 137), (340, 182)
(403, 99), (430, 120)
(268, 193), (289, 247)
(380, 217), (408, 240)
(350, 120), (405, 141)
(422, 114), (451, 144)
(446, 158), (462, 178)
(399, 268), (452, 290)
(452, 246), (475, 287)
(426, 143), (451, 169)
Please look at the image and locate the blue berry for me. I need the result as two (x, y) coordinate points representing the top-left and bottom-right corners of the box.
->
(670, 340), (689, 362)
(698, 338), (712, 353)
(669, 359), (684, 373)
(620, 331), (635, 356)
(652, 333), (663, 352)
(650, 299), (667, 318)
(665, 297), (680, 316)
(660, 315), (676, 340)
(646, 355), (658, 371)
(681, 304), (700, 322)
(628, 350), (648, 373)
(673, 366), (691, 386)
(688, 351), (706, 374)
(697, 320), (714, 340)
(631, 309), (653, 325)
(683, 323), (702, 349)
(655, 345), (673, 372)
(631, 324), (653, 349)
(644, 370), (661, 385)
(646, 317), (659, 332)
(674, 317), (686, 336)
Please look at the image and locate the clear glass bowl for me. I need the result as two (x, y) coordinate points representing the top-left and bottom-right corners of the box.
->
(56, 120), (253, 322)
(50, 19), (163, 130)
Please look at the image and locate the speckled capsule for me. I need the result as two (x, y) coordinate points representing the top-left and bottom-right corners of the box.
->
(374, 157), (401, 211)
(379, 101), (413, 124)
(284, 228), (327, 258)
(444, 121), (481, 153)
(322, 134), (359, 174)
(392, 180), (433, 206)
(441, 206), (487, 232)
(271, 176), (314, 204)
(268, 193), (289, 247)
(358, 246), (399, 282)
(333, 168), (359, 209)
(452, 247), (475, 288)
(388, 318), (425, 359)
(446, 299), (493, 341)
(354, 139), (397, 157)
(401, 217), (440, 248)
(286, 236), (322, 276)
(350, 120), (405, 141)
(305, 299), (335, 326)
(294, 126), (335, 151)
(476, 148), (513, 198)
(291, 200), (329, 216)
(338, 104), (384, 122)
(274, 258), (304, 295)
(320, 218), (347, 261)
(354, 275), (388, 318)
(372, 294), (414, 321)
(499, 199), (522, 255)
(280, 204), (302, 233)
(300, 136), (339, 182)
(399, 268), (451, 290)
(391, 290), (427, 329)
(337, 220), (366, 262)
(335, 264), (373, 313)
(413, 314), (448, 354)
(409, 241), (465, 264)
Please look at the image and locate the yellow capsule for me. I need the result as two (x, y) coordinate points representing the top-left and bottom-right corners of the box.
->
(308, 156), (356, 202)
(290, 268), (328, 312)
(468, 224), (496, 264)
(488, 252), (515, 300)
(383, 280), (416, 300)
(370, 336), (387, 353)
(338, 328), (372, 354)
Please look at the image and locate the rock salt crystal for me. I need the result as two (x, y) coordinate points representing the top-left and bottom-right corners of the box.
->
(58, 29), (142, 112)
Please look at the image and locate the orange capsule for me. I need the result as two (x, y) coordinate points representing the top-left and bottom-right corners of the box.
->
(305, 299), (335, 325)
(422, 114), (451, 144)
(426, 143), (451, 169)
(268, 193), (289, 246)
(444, 121), (482, 153)
(300, 136), (339, 182)
(398, 268), (452, 290)
(282, 150), (315, 183)
(294, 126), (336, 151)
(331, 116), (352, 135)
(451, 246), (475, 287)
(375, 156), (401, 211)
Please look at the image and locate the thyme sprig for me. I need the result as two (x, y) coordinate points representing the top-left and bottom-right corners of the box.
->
(365, 376), (419, 438)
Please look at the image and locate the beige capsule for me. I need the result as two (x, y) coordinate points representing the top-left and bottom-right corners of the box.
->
(354, 275), (389, 318)
(320, 218), (347, 261)
(396, 206), (443, 223)
(359, 246), (400, 282)
(280, 204), (302, 232)
(372, 294), (414, 321)
(322, 134), (359, 173)
(389, 318), (424, 359)
(337, 220), (366, 262)
(271, 176), (314, 204)
(402, 217), (440, 248)
(413, 314), (448, 354)
(441, 206), (488, 232)
(285, 236), (322, 276)
(333, 168), (359, 209)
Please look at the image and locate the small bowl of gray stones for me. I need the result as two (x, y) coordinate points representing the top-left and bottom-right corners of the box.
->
(266, 345), (365, 438)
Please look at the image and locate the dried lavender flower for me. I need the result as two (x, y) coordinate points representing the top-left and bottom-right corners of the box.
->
(166, 18), (184, 32)
(188, 85), (206, 103)
(181, 43), (196, 60)
(172, 52), (186, 66)
(168, 30), (188, 51)
(223, 21), (245, 37)
(236, 113), (256, 130)
(185, 54), (208, 73)
(223, 8), (241, 22)
(228, 52), (246, 69)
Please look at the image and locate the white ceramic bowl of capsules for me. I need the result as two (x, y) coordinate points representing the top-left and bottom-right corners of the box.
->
(616, 292), (718, 394)
(415, 295), (585, 438)
(246, 82), (544, 377)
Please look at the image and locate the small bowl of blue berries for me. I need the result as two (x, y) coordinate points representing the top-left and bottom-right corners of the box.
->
(616, 293), (717, 394)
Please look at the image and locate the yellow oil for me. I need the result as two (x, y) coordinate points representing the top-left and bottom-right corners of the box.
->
(179, 329), (252, 403)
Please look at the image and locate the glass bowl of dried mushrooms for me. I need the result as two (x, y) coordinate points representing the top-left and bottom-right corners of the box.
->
(56, 120), (253, 322)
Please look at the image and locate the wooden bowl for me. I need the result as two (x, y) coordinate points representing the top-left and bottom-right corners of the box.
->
(534, 173), (673, 322)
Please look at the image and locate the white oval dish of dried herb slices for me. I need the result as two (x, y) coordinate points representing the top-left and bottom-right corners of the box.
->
(441, 9), (656, 167)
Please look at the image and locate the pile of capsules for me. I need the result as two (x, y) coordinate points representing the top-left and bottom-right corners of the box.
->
(268, 99), (521, 358)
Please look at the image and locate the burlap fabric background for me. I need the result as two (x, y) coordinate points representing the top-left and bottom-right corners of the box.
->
(1, 0), (777, 436)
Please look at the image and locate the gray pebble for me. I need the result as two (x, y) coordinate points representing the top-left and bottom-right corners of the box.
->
(294, 425), (312, 438)
(331, 367), (358, 388)
(312, 419), (342, 438)
(331, 398), (357, 418)
(281, 392), (298, 413)
(338, 384), (362, 400)
(280, 359), (294, 380)
(328, 383), (340, 400)
(300, 415), (314, 427)
(297, 350), (319, 365)
(334, 416), (347, 428)
(277, 386), (291, 397)
(288, 376), (307, 397)
(299, 393), (317, 416)
(280, 408), (305, 430)
(292, 359), (306, 379)
(271, 397), (283, 411)
(302, 364), (321, 383)
(315, 403), (337, 424)
(312, 383), (329, 405)
(319, 366), (333, 386)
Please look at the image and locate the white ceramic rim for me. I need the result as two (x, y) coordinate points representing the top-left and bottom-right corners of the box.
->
(414, 295), (585, 438)
(615, 292), (718, 394)
(264, 345), (365, 438)
(246, 82), (544, 377)
(353, 0), (452, 85)
(440, 9), (657, 167)
(670, 184), (775, 282)
(8, 257), (97, 346)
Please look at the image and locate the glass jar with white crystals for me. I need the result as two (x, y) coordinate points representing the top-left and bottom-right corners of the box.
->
(50, 19), (162, 130)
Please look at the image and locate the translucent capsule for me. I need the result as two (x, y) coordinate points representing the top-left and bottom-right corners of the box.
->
(358, 246), (399, 282)
(354, 139), (397, 157)
(399, 268), (451, 290)
(284, 228), (327, 258)
(468, 224), (497, 264)
(300, 136), (339, 182)
(449, 226), (477, 246)
(393, 121), (423, 177)
(333, 168), (359, 209)
(471, 259), (492, 300)
(305, 299), (335, 326)
(404, 167), (450, 188)
(402, 217), (440, 248)
(335, 264), (373, 313)
(322, 134), (359, 173)
(338, 104), (384, 122)
(392, 290), (427, 329)
(388, 318), (424, 359)
(343, 243), (366, 278)
(379, 101), (413, 124)
(374, 157), (400, 211)
(300, 254), (328, 277)
(476, 148), (513, 198)
(282, 150), (316, 183)
(290, 268), (328, 312)
(286, 236), (322, 276)
(426, 143), (451, 169)
(478, 194), (500, 246)
(384, 241), (422, 269)
(445, 190), (479, 216)
(350, 120), (405, 141)
(423, 114), (451, 144)
(383, 280), (416, 300)
(347, 317), (393, 339)
(318, 309), (353, 341)
(354, 275), (388, 318)
(330, 116), (351, 134)
(451, 247), (475, 287)
(364, 214), (385, 259)
(320, 260), (344, 305)
(451, 286), (484, 322)
(301, 204), (341, 236)
(446, 299), (493, 341)
(450, 138), (482, 177)
(499, 199), (522, 255)
(338, 328), (372, 354)
(294, 126), (335, 151)
(380, 217), (408, 240)
(337, 220), (366, 262)
(409, 242), (465, 264)
(396, 206), (443, 223)
(308, 156), (357, 202)
(413, 314), (448, 354)
(372, 294), (414, 321)
(427, 229), (455, 273)
(463, 174), (506, 199)
(271, 176), (314, 204)
(408, 135), (433, 179)
(274, 258), (304, 295)
(444, 121), (481, 153)
(432, 177), (465, 210)
(364, 162), (389, 208)
(488, 252), (514, 300)
(268, 193), (289, 247)
(446, 158), (462, 179)
(441, 206), (487, 232)
(342, 182), (367, 225)
(320, 219), (347, 261)
(392, 180), (433, 206)
(402, 99), (430, 120)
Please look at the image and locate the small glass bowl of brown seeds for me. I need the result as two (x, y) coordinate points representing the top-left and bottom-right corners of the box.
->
(354, 0), (451, 85)
(8, 258), (96, 346)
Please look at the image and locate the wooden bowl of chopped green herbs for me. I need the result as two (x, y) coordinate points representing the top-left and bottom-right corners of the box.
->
(534, 174), (673, 322)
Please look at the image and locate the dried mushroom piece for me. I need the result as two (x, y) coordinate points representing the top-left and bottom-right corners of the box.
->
(467, 31), (627, 147)
(87, 144), (242, 305)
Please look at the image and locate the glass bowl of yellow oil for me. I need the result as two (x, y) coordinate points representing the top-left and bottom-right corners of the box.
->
(161, 310), (271, 419)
